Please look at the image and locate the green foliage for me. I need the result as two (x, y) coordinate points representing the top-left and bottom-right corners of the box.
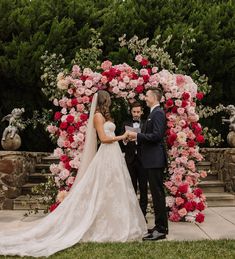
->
(0, 0), (234, 150)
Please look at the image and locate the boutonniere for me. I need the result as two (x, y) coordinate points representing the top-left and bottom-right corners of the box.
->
(147, 118), (151, 121)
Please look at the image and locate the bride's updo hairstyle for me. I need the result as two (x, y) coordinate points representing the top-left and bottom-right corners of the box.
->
(96, 90), (113, 121)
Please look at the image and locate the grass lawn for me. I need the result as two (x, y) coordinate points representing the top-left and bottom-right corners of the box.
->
(0, 240), (234, 259)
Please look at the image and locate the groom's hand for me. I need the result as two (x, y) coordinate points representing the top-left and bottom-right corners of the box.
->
(128, 131), (137, 141)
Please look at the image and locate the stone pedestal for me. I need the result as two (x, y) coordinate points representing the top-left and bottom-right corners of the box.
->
(1, 133), (21, 151)
(0, 151), (36, 209)
(227, 131), (235, 147)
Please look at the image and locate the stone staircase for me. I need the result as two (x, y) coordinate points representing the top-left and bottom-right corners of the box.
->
(197, 161), (235, 207)
(12, 157), (235, 210)
(13, 156), (59, 210)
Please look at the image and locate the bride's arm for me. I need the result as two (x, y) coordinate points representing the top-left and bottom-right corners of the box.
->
(94, 113), (128, 143)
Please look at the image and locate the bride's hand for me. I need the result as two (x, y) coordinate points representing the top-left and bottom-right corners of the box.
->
(122, 131), (129, 140)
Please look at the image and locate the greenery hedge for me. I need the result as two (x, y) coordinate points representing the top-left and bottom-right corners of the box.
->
(0, 0), (234, 151)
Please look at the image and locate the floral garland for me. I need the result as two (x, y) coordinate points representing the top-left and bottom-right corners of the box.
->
(47, 55), (207, 223)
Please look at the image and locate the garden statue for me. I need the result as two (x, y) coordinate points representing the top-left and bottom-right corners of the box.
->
(222, 104), (235, 147)
(1, 108), (25, 150)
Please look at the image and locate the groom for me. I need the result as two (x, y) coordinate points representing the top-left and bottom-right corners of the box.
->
(128, 87), (168, 241)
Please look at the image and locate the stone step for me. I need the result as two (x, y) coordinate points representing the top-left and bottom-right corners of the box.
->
(196, 161), (211, 170)
(13, 195), (46, 210)
(41, 156), (60, 164)
(28, 173), (52, 183)
(35, 163), (51, 172)
(202, 173), (218, 181)
(21, 183), (39, 195)
(198, 180), (225, 193)
(204, 192), (235, 207)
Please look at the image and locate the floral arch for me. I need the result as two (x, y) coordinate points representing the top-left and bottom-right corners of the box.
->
(47, 55), (207, 223)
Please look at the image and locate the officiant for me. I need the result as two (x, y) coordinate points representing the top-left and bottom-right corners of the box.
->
(120, 101), (148, 219)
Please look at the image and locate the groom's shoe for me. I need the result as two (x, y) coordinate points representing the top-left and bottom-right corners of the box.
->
(143, 230), (166, 241)
(147, 226), (156, 234)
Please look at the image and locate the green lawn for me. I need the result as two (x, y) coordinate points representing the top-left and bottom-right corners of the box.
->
(0, 240), (234, 259)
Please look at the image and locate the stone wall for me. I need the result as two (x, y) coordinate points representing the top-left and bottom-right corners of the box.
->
(0, 151), (50, 209)
(200, 148), (235, 192)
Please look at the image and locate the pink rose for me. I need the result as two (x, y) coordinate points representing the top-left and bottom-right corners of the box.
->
(175, 197), (185, 206)
(135, 55), (143, 63)
(200, 170), (207, 178)
(177, 108), (185, 115)
(169, 212), (181, 222)
(82, 96), (90, 103)
(76, 104), (85, 112)
(178, 208), (187, 217)
(101, 60), (112, 71)
(176, 75), (185, 86)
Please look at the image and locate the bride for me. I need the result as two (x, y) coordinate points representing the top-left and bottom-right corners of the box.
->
(0, 90), (147, 257)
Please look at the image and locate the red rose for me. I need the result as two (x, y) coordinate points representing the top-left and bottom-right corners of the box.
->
(196, 92), (204, 101)
(59, 122), (68, 129)
(181, 100), (188, 108)
(60, 154), (69, 162)
(171, 106), (178, 113)
(194, 126), (202, 135)
(140, 58), (149, 66)
(67, 125), (75, 134)
(191, 123), (202, 134)
(71, 98), (78, 106)
(191, 201), (197, 210)
(75, 122), (82, 129)
(66, 115), (74, 123)
(68, 135), (74, 143)
(80, 75), (88, 81)
(183, 122), (188, 128)
(147, 68), (151, 75)
(167, 133), (177, 146)
(182, 92), (190, 100)
(187, 140), (196, 147)
(184, 201), (194, 212)
(178, 183), (189, 194)
(80, 113), (89, 121)
(196, 134), (205, 143)
(143, 74), (150, 82)
(135, 85), (144, 93)
(132, 73), (138, 79)
(194, 188), (203, 197)
(49, 202), (60, 212)
(196, 212), (205, 223)
(54, 112), (62, 121)
(196, 202), (205, 211)
(64, 161), (71, 170)
(166, 99), (174, 108)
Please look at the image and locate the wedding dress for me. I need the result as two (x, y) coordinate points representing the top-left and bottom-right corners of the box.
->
(0, 93), (147, 257)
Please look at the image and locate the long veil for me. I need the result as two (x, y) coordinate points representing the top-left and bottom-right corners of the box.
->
(72, 92), (98, 185)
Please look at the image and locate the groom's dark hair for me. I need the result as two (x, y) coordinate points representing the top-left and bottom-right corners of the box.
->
(130, 101), (142, 110)
(148, 87), (163, 102)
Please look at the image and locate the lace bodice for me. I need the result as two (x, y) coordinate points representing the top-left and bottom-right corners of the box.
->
(104, 121), (115, 137)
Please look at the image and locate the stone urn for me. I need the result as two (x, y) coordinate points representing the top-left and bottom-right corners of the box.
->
(227, 131), (235, 147)
(1, 133), (21, 151)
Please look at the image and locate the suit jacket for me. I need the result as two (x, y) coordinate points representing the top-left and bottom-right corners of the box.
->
(120, 118), (145, 164)
(137, 106), (167, 169)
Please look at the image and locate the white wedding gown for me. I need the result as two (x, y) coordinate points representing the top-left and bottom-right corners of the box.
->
(0, 121), (147, 257)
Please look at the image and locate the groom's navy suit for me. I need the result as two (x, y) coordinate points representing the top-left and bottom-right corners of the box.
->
(137, 106), (168, 234)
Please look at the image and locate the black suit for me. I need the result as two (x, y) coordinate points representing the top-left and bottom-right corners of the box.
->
(137, 106), (168, 234)
(120, 119), (148, 217)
